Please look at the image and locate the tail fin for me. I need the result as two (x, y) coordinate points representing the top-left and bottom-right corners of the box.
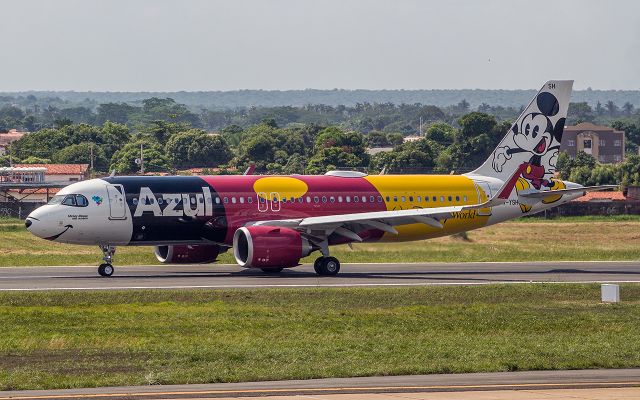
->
(468, 80), (573, 183)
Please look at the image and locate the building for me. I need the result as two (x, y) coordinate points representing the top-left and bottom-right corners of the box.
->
(560, 122), (625, 163)
(0, 129), (27, 156)
(13, 164), (89, 183)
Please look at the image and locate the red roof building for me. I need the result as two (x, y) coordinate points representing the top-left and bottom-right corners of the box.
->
(13, 164), (89, 182)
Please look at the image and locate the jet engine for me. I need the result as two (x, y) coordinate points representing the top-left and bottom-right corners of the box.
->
(154, 244), (220, 264)
(233, 226), (313, 268)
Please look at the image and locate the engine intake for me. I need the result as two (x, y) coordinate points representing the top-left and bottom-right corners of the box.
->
(233, 226), (313, 268)
(154, 244), (220, 264)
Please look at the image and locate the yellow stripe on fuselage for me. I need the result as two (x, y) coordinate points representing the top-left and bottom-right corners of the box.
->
(364, 175), (490, 242)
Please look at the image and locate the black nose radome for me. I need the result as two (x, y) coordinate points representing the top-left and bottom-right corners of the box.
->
(25, 219), (32, 229)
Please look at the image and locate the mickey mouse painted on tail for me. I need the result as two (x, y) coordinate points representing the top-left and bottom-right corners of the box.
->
(493, 91), (565, 189)
(467, 80), (574, 213)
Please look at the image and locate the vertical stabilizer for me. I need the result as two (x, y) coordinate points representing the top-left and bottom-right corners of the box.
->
(467, 80), (573, 189)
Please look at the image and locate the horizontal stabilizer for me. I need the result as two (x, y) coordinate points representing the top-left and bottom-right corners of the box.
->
(518, 185), (618, 199)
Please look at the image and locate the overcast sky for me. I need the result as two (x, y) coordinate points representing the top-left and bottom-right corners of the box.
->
(1, 0), (638, 91)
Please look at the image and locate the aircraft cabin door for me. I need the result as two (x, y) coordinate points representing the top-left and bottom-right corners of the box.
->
(475, 181), (492, 216)
(257, 192), (268, 212)
(106, 184), (127, 220)
(270, 192), (281, 212)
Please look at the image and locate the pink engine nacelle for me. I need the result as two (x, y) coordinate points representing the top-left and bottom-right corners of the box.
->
(154, 244), (221, 264)
(233, 226), (313, 268)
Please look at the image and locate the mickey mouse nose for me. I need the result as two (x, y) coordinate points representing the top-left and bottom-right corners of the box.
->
(25, 219), (32, 229)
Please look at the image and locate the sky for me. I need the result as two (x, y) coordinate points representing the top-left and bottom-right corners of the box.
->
(1, 0), (639, 91)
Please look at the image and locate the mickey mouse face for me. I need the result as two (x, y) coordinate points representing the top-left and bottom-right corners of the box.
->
(513, 113), (553, 155)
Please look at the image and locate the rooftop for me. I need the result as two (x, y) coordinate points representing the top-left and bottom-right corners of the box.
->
(573, 191), (626, 202)
(564, 122), (624, 133)
(13, 164), (89, 175)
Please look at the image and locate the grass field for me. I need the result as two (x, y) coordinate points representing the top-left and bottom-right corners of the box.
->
(1, 215), (639, 266)
(1, 284), (639, 390)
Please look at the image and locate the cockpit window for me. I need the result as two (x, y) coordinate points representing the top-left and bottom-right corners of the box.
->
(48, 195), (65, 205)
(59, 194), (89, 207)
(75, 194), (89, 207)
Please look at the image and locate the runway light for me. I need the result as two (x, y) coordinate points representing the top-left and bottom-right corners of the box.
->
(601, 284), (620, 303)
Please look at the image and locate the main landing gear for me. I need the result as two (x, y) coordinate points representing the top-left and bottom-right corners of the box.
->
(98, 245), (116, 277)
(314, 256), (341, 276)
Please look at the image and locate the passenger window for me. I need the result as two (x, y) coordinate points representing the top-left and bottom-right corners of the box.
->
(306, 196), (311, 203)
(338, 196), (343, 202)
(432, 196), (437, 202)
(401, 196), (406, 202)
(175, 197), (180, 203)
(322, 196), (327, 203)
(377, 196), (382, 202)
(149, 198), (154, 204)
(215, 197), (221, 204)
(282, 197), (287, 203)
(370, 195), (374, 203)
(199, 197), (204, 204)
(386, 196), (390, 202)
(425, 196), (429, 202)
(224, 197), (229, 204)
(232, 197), (237, 204)
(456, 196), (460, 202)
(346, 196), (351, 203)
(240, 197), (245, 204)
(132, 198), (138, 205)
(393, 196), (398, 202)
(247, 197), (253, 204)
(362, 196), (366, 203)
(463, 195), (468, 202)
(191, 197), (196, 205)
(330, 196), (335, 203)
(314, 196), (319, 203)
(157, 197), (163, 205)
(417, 196), (421, 202)
(298, 197), (303, 203)
(440, 196), (444, 202)
(354, 196), (359, 203)
(409, 196), (413, 202)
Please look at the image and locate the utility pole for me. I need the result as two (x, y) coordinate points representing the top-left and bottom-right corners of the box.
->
(140, 143), (145, 175)
(419, 116), (423, 137)
(89, 144), (94, 172)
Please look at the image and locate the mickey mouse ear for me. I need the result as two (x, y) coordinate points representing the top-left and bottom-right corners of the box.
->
(536, 92), (560, 116)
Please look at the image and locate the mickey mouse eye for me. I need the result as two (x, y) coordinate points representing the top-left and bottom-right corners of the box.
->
(525, 123), (531, 135)
(532, 125), (539, 138)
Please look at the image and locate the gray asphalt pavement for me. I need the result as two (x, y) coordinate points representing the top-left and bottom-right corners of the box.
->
(0, 261), (639, 290)
(1, 369), (638, 399)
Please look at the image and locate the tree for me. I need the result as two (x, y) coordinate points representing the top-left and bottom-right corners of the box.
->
(55, 143), (109, 172)
(110, 140), (169, 173)
(425, 123), (456, 146)
(165, 130), (233, 169)
(11, 128), (70, 160)
(605, 101), (619, 118)
(138, 120), (191, 145)
(567, 102), (595, 124)
(101, 122), (131, 160)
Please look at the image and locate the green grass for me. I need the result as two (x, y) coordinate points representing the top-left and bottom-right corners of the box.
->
(1, 284), (639, 390)
(2, 215), (639, 266)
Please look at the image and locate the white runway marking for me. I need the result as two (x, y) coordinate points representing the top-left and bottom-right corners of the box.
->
(2, 280), (640, 292)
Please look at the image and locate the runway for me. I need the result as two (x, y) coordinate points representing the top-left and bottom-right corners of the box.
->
(1, 369), (639, 399)
(0, 261), (639, 291)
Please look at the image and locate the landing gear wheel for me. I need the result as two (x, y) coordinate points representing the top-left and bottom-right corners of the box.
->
(98, 263), (114, 277)
(314, 256), (340, 276)
(261, 267), (284, 274)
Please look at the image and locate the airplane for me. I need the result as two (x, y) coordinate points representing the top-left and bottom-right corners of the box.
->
(25, 80), (616, 277)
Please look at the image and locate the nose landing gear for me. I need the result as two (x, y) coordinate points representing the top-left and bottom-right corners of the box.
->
(98, 245), (116, 277)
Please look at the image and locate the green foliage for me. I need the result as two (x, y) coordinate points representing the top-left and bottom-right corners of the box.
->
(54, 143), (108, 172)
(307, 127), (369, 173)
(371, 138), (435, 173)
(110, 140), (169, 174)
(20, 156), (51, 164)
(165, 130), (233, 169)
(425, 122), (456, 146)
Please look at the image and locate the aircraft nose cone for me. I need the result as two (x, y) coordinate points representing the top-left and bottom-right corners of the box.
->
(25, 219), (32, 229)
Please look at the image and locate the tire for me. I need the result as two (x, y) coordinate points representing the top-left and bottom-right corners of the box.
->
(313, 257), (324, 274)
(261, 267), (284, 274)
(98, 263), (114, 277)
(316, 257), (340, 276)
